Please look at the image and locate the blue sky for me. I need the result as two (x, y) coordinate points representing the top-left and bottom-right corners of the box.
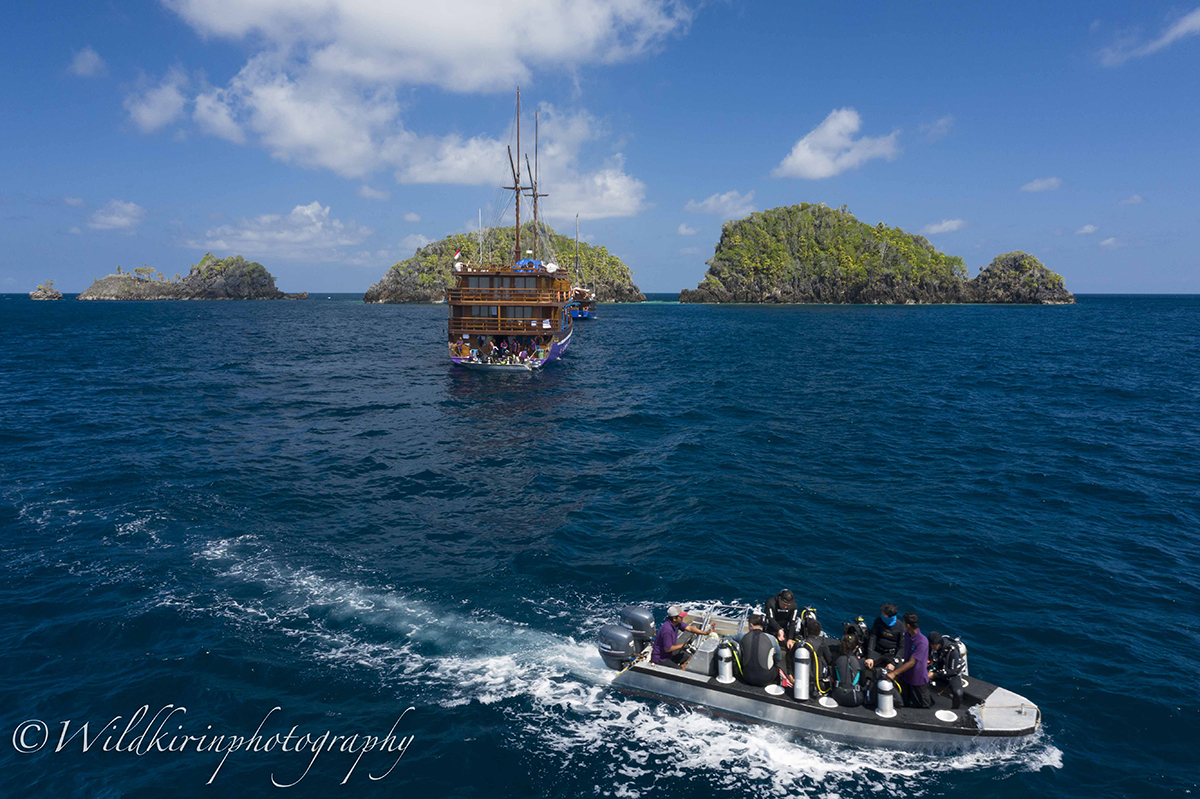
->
(2, 1), (1198, 293)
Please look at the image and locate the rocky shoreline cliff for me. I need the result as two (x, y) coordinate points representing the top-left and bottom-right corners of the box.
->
(679, 203), (1074, 305)
(78, 254), (307, 301)
(364, 224), (645, 303)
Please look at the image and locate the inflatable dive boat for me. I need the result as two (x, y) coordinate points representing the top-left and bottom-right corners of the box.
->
(597, 604), (1041, 749)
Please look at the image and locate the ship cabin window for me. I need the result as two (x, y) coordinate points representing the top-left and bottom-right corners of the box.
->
(468, 305), (498, 317)
(466, 276), (484, 289)
(512, 277), (536, 290)
(503, 306), (536, 319)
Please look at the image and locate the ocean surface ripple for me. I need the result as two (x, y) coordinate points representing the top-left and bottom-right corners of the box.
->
(1, 294), (1197, 798)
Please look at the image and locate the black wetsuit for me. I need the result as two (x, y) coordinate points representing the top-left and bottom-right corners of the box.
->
(930, 638), (966, 709)
(866, 617), (905, 665)
(763, 596), (799, 641)
(737, 630), (778, 687)
(832, 653), (865, 707)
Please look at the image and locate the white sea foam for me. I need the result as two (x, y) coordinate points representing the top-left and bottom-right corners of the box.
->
(184, 537), (1062, 796)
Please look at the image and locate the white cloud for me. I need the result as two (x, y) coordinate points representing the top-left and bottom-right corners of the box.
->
(685, 189), (755, 219)
(1101, 8), (1200, 66)
(919, 114), (954, 141)
(401, 233), (431, 252)
(1076, 224), (1098, 235)
(155, 3), (680, 220)
(193, 88), (245, 143)
(921, 219), (966, 235)
(88, 200), (146, 232)
(772, 108), (899, 179)
(1100, 237), (1119, 247)
(190, 201), (374, 260)
(404, 212), (421, 223)
(358, 185), (390, 200)
(64, 197), (84, 207)
(1021, 177), (1061, 192)
(677, 223), (697, 235)
(543, 153), (646, 221)
(168, 0), (691, 93)
(1120, 193), (1144, 205)
(185, 60), (645, 219)
(69, 46), (107, 77)
(69, 227), (82, 235)
(124, 67), (189, 133)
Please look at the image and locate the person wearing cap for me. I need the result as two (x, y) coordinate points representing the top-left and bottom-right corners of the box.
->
(651, 606), (713, 668)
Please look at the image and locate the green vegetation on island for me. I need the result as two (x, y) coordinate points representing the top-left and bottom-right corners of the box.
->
(29, 279), (63, 300)
(679, 203), (1074, 305)
(77, 254), (307, 301)
(364, 223), (645, 303)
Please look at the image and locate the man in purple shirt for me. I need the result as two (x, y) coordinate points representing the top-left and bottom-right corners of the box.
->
(651, 605), (713, 668)
(886, 612), (933, 708)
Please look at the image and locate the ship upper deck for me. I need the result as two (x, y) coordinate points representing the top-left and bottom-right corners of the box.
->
(450, 264), (572, 307)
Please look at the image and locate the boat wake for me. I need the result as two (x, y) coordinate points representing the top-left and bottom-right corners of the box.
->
(186, 537), (1063, 797)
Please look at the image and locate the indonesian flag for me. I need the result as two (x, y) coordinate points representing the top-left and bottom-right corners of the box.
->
(454, 249), (462, 259)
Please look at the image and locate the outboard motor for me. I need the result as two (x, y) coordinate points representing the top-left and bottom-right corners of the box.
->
(716, 643), (736, 684)
(618, 606), (655, 647)
(597, 624), (638, 671)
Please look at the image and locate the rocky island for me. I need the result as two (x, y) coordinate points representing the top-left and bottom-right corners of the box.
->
(29, 280), (63, 300)
(364, 223), (645, 304)
(678, 203), (1074, 305)
(78, 254), (307, 301)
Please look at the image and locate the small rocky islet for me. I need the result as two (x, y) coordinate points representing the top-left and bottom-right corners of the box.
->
(29, 280), (63, 300)
(76, 254), (307, 301)
(679, 203), (1074, 305)
(363, 223), (645, 304)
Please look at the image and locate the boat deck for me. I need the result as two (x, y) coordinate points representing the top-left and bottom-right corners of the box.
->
(614, 657), (1038, 746)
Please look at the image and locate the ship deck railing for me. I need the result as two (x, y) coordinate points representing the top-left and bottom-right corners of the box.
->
(447, 288), (571, 303)
(449, 317), (565, 333)
(454, 262), (570, 276)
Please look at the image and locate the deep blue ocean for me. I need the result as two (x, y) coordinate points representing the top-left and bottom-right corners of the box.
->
(1, 293), (1197, 798)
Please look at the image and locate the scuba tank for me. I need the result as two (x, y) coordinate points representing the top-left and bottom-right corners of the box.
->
(843, 616), (870, 657)
(800, 606), (819, 636)
(716, 643), (736, 684)
(945, 636), (969, 676)
(801, 639), (831, 696)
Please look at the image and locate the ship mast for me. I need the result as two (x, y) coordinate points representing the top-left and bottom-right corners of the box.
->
(502, 88), (522, 264)
(526, 114), (547, 262)
(532, 110), (539, 260)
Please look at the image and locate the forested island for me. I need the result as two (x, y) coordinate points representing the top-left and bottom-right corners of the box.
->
(78, 254), (307, 301)
(679, 203), (1074, 305)
(364, 223), (645, 303)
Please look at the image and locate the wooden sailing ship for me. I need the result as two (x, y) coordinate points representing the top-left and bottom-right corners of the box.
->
(447, 90), (574, 371)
